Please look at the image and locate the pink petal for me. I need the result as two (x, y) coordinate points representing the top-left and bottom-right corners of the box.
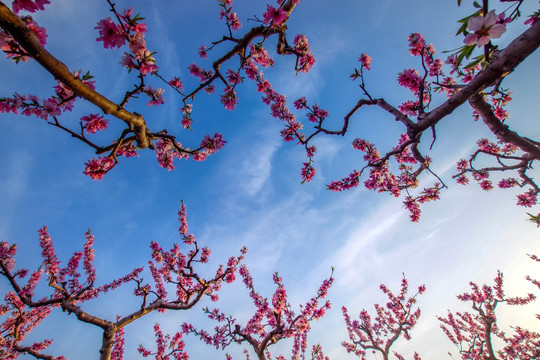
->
(467, 15), (484, 31)
(463, 33), (478, 46)
(489, 24), (507, 39)
(477, 35), (491, 47)
(484, 10), (498, 27)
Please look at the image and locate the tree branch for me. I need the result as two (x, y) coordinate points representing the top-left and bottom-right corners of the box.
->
(417, 20), (540, 132)
(0, 1), (151, 148)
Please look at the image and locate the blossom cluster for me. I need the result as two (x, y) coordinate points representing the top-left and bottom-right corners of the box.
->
(438, 263), (539, 359)
(453, 135), (538, 220)
(0, 203), (245, 359)
(342, 277), (425, 360)
(185, 266), (333, 359)
(0, 70), (94, 121)
(218, 0), (241, 31)
(96, 7), (158, 77)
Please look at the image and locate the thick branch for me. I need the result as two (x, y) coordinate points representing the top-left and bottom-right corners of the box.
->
(0, 2), (150, 148)
(417, 20), (540, 131)
(61, 302), (113, 330)
(468, 93), (540, 159)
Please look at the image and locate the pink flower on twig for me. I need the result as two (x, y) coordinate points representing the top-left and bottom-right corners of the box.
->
(81, 114), (108, 134)
(464, 11), (506, 47)
(95, 18), (125, 49)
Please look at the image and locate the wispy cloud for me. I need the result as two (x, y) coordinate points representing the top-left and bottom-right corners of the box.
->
(219, 117), (282, 200)
(328, 200), (405, 289)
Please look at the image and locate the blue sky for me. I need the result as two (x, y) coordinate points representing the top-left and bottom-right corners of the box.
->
(1, 0), (539, 359)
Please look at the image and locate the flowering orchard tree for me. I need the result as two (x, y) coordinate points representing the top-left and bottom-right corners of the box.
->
(438, 254), (540, 360)
(0, 202), (246, 360)
(300, 3), (540, 224)
(1, 0), (539, 223)
(342, 277), (425, 360)
(184, 267), (333, 360)
(341, 256), (540, 360)
(0, 0), (311, 178)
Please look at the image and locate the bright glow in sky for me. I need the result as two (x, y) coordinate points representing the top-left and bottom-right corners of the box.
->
(1, 0), (539, 359)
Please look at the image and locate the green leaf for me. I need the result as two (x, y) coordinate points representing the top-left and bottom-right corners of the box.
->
(456, 21), (468, 36)
(456, 10), (481, 35)
(456, 45), (475, 67)
(442, 45), (466, 54)
(457, 0), (462, 6)
(473, 1), (481, 8)
(464, 54), (484, 69)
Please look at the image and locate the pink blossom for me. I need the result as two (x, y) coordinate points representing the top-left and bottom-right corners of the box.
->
(397, 69), (423, 93)
(250, 44), (274, 67)
(297, 51), (315, 73)
(188, 63), (213, 82)
(111, 327), (125, 360)
(83, 156), (115, 180)
(180, 104), (192, 128)
(408, 33), (426, 56)
(155, 138), (183, 171)
(144, 85), (165, 106)
(398, 100), (418, 116)
(498, 178), (518, 189)
(83, 231), (96, 283)
(257, 79), (271, 93)
(198, 45), (208, 59)
(456, 159), (469, 171)
(227, 12), (241, 31)
(428, 57), (443, 76)
(95, 18), (125, 49)
(115, 142), (138, 158)
(301, 162), (316, 183)
(12, 0), (50, 13)
(119, 53), (136, 70)
(525, 12), (540, 26)
(38, 227), (60, 278)
(358, 53), (372, 70)
(138, 54), (158, 75)
(40, 98), (60, 120)
(294, 97), (307, 109)
(464, 11), (507, 47)
(226, 69), (242, 85)
(128, 31), (146, 57)
(178, 202), (189, 236)
(306, 145), (316, 158)
(221, 86), (237, 110)
(494, 106), (508, 120)
(517, 189), (537, 207)
(480, 180), (493, 191)
(294, 35), (315, 72)
(168, 77), (184, 90)
(404, 197), (421, 222)
(262, 5), (288, 27)
(25, 17), (47, 46)
(200, 133), (227, 152)
(307, 105), (328, 122)
(81, 114), (108, 134)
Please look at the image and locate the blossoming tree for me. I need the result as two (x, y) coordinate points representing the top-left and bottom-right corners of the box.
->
(342, 277), (425, 360)
(438, 254), (540, 359)
(184, 267), (333, 360)
(0, 202), (246, 360)
(1, 0), (539, 223)
(1, 0), (540, 359)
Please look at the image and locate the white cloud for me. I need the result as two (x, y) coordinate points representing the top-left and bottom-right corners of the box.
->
(219, 117), (282, 200)
(330, 201), (404, 289)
